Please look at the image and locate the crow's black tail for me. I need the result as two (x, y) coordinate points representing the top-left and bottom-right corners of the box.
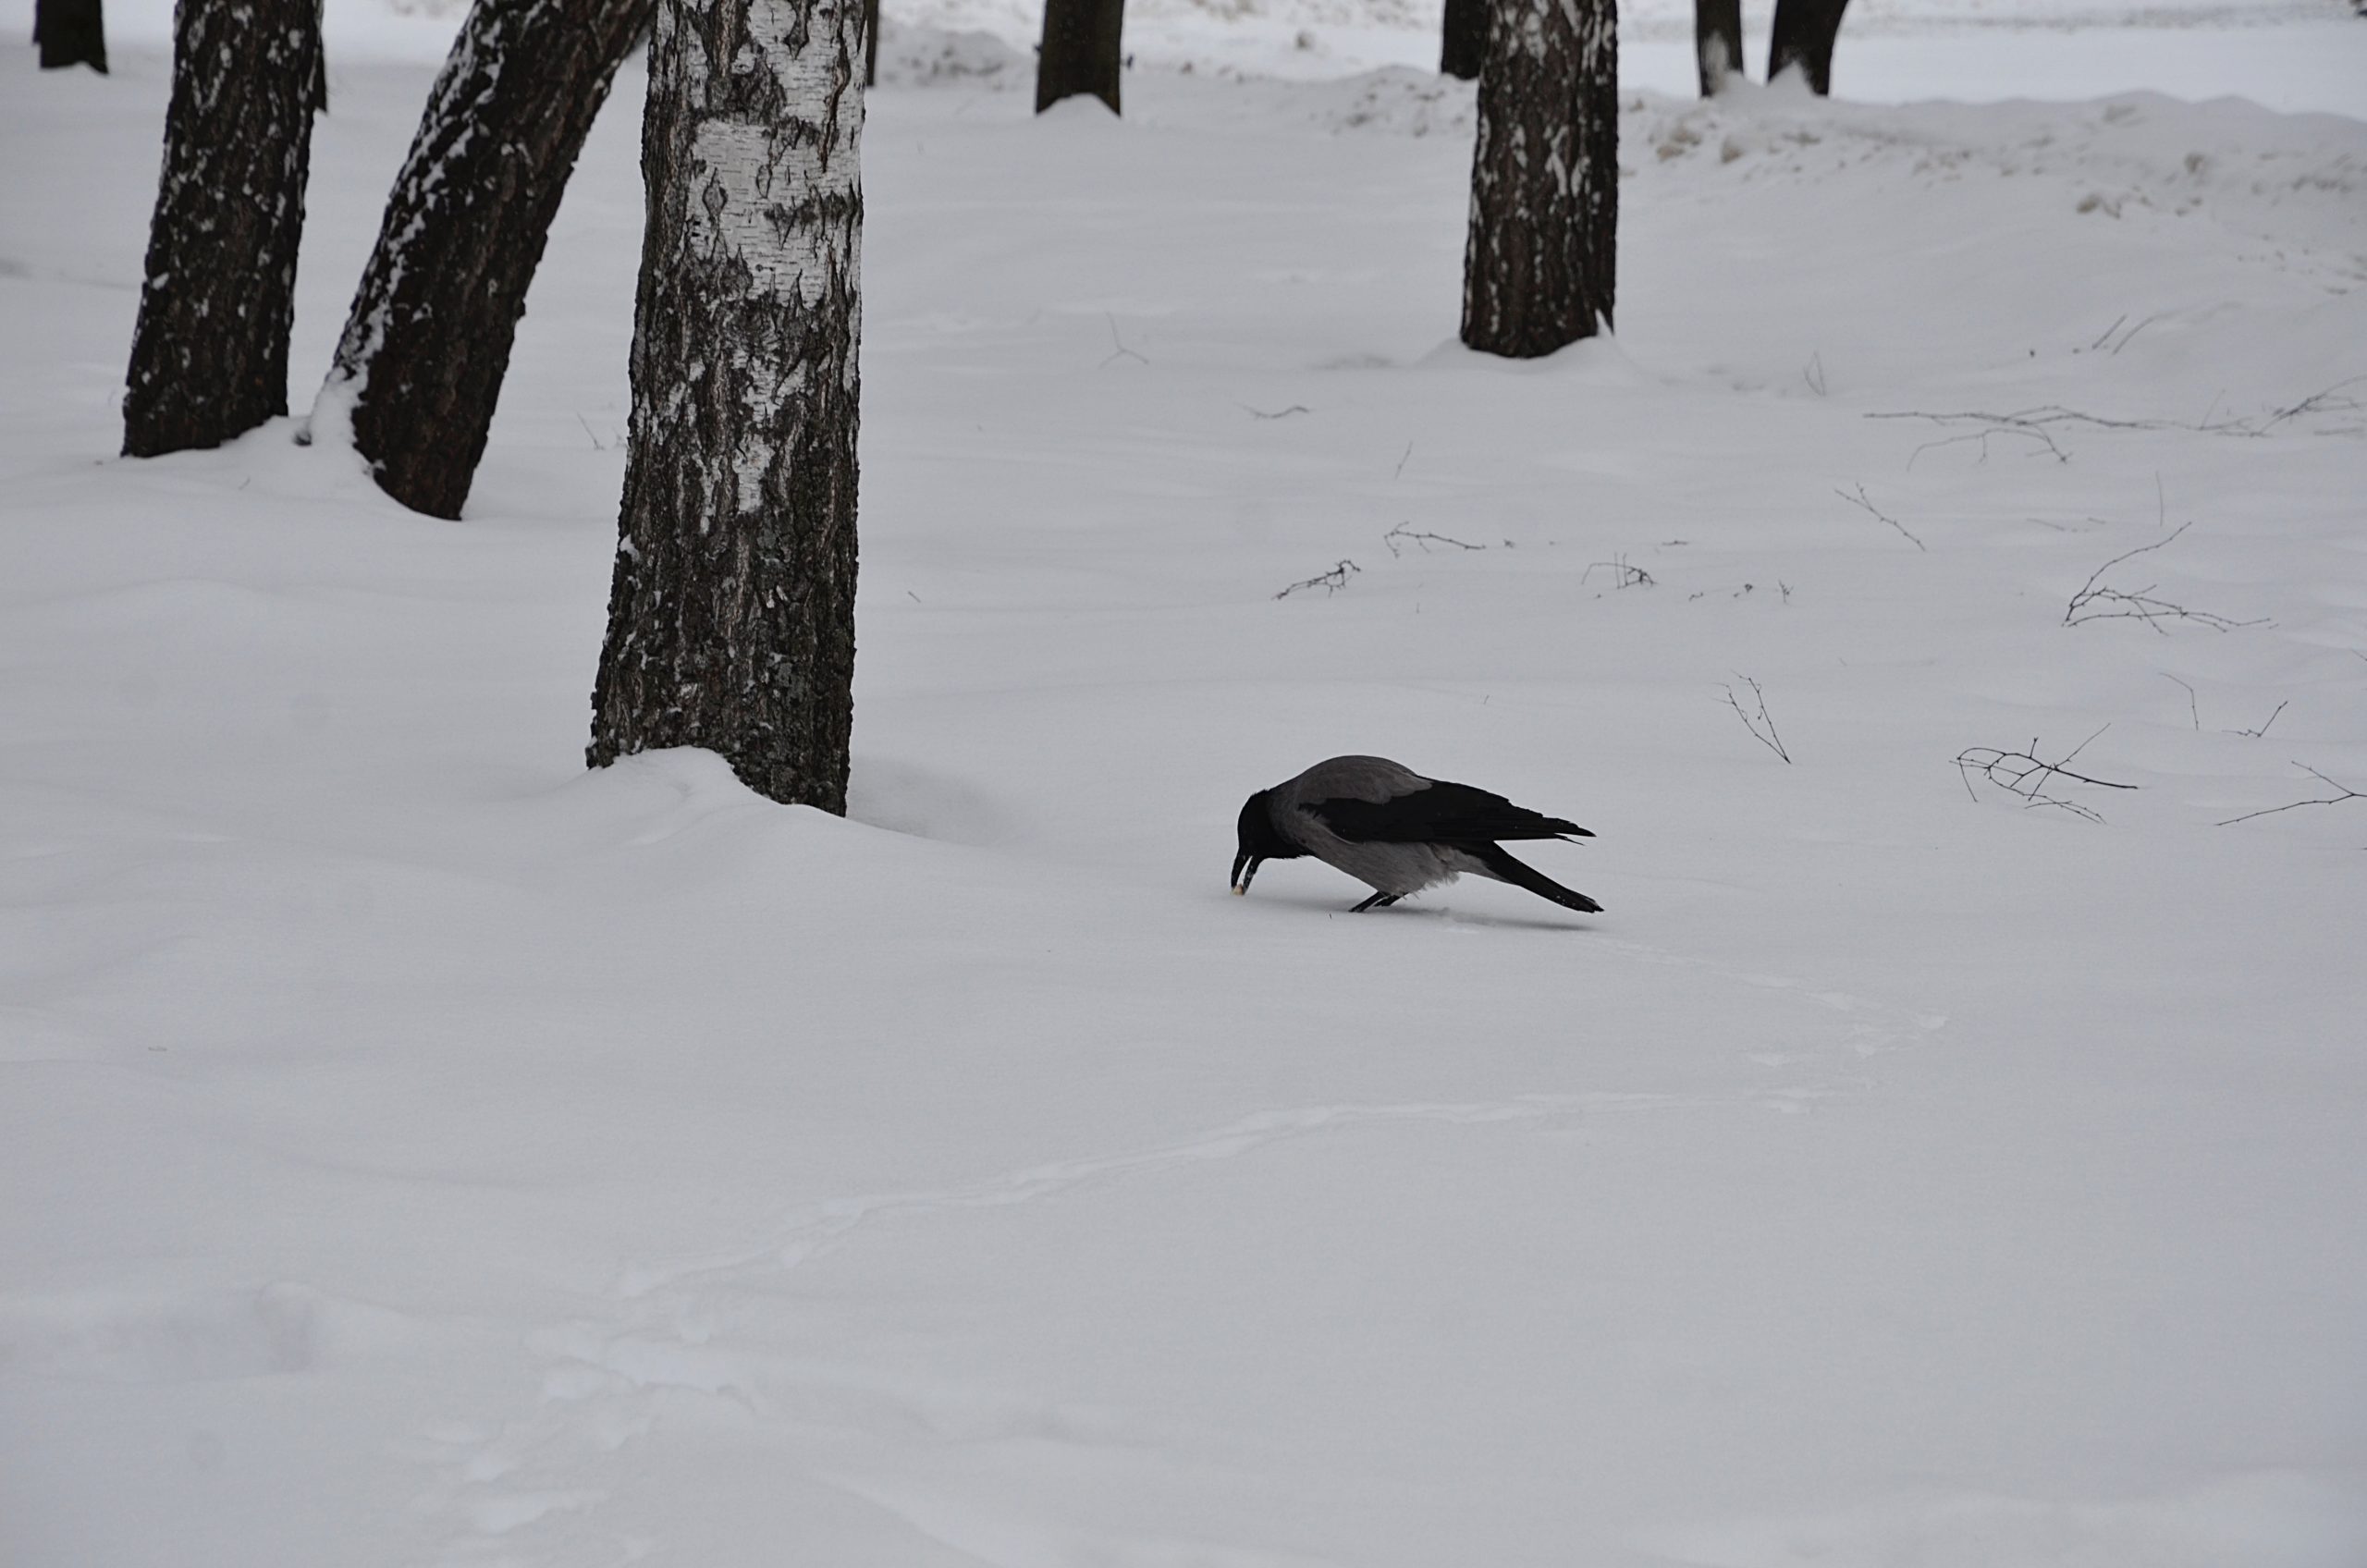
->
(1468, 842), (1603, 914)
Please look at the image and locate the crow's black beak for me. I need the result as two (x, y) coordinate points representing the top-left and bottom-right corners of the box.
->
(1231, 852), (1261, 895)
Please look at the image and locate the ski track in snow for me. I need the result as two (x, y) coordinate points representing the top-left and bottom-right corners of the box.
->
(414, 948), (1945, 1565)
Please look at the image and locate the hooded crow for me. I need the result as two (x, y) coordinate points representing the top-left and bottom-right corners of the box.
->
(1232, 755), (1601, 914)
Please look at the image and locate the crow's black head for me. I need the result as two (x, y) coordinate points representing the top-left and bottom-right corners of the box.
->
(1231, 789), (1305, 895)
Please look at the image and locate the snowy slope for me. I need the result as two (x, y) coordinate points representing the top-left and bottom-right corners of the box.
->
(6, 13), (2367, 1568)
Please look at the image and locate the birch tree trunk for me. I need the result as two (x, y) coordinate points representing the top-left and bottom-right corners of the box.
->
(1035, 0), (1122, 114)
(1768, 0), (1849, 94)
(316, 0), (654, 521)
(586, 0), (865, 812)
(35, 0), (108, 71)
(1695, 0), (1741, 94)
(1461, 0), (1616, 359)
(1439, 0), (1484, 81)
(123, 0), (319, 457)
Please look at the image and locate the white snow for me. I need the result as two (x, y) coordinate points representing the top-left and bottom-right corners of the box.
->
(4, 3), (2366, 1566)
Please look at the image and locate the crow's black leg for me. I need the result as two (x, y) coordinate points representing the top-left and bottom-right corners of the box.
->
(1349, 891), (1401, 913)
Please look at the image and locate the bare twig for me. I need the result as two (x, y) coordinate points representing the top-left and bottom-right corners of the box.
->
(1241, 402), (1311, 421)
(1956, 727), (2137, 823)
(1720, 676), (1791, 764)
(2109, 312), (2162, 357)
(1099, 312), (1147, 368)
(1274, 559), (1360, 599)
(1802, 352), (1826, 397)
(1871, 377), (2366, 459)
(1383, 524), (1484, 558)
(1836, 483), (1926, 551)
(2250, 376), (2367, 435)
(2064, 516), (2266, 633)
(2229, 700), (2288, 740)
(1896, 423), (2070, 469)
(575, 412), (606, 451)
(2162, 673), (2200, 730)
(2216, 764), (2365, 827)
(1392, 441), (1414, 481)
(1582, 553), (1653, 589)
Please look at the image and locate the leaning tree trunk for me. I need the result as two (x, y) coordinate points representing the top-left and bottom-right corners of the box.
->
(863, 0), (879, 86)
(1461, 0), (1616, 358)
(1768, 0), (1849, 94)
(1439, 0), (1484, 81)
(35, 0), (107, 70)
(1036, 0), (1122, 114)
(1695, 0), (1742, 94)
(586, 0), (865, 811)
(315, 0), (654, 521)
(123, 0), (319, 457)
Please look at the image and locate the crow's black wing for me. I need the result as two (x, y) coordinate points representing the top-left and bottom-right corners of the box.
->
(1307, 779), (1592, 844)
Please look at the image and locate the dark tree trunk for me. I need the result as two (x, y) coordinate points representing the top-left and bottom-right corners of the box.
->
(587, 0), (865, 812)
(864, 0), (878, 86)
(1439, 0), (1483, 81)
(1695, 0), (1741, 94)
(1461, 0), (1616, 358)
(1036, 0), (1122, 115)
(122, 0), (320, 457)
(1768, 0), (1848, 94)
(317, 0), (654, 521)
(35, 0), (107, 71)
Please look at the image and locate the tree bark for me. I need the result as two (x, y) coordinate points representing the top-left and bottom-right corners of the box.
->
(587, 0), (865, 812)
(1461, 0), (1616, 359)
(1439, 0), (1483, 81)
(1036, 0), (1122, 115)
(863, 0), (878, 86)
(35, 0), (107, 71)
(122, 0), (319, 457)
(317, 0), (654, 521)
(1768, 0), (1848, 95)
(1694, 0), (1741, 95)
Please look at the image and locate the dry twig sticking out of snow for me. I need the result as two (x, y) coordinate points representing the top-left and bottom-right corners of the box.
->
(2064, 520), (2268, 632)
(1722, 675), (1792, 765)
(1956, 727), (2139, 824)
(2216, 764), (2367, 828)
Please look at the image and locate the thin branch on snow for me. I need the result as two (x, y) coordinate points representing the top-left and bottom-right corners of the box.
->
(2249, 376), (2367, 435)
(1383, 524), (1484, 557)
(1099, 312), (1148, 367)
(1392, 441), (1414, 481)
(1240, 402), (1311, 420)
(2229, 700), (2287, 740)
(1721, 676), (1791, 764)
(1802, 351), (1826, 397)
(1956, 727), (2136, 824)
(1274, 559), (1360, 599)
(1878, 416), (2071, 469)
(2084, 312), (2162, 358)
(2216, 764), (2366, 827)
(2063, 521), (2266, 633)
(1836, 483), (1926, 551)
(2162, 673), (2200, 730)
(1870, 376), (2366, 463)
(1581, 553), (1653, 589)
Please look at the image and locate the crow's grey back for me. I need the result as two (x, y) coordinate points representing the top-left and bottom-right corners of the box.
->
(1276, 754), (1430, 807)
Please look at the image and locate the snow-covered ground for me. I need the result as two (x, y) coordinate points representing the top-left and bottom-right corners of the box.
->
(5, 4), (2367, 1566)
